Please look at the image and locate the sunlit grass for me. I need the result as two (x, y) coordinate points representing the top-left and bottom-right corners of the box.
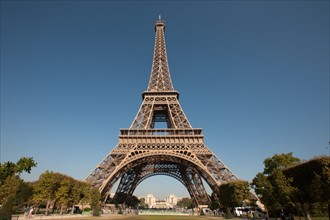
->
(310, 217), (328, 220)
(59, 215), (223, 220)
(57, 215), (329, 220)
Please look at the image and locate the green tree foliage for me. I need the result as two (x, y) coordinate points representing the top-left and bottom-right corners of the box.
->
(14, 181), (34, 208)
(209, 192), (221, 211)
(218, 180), (250, 209)
(251, 173), (273, 206)
(56, 178), (73, 214)
(33, 171), (63, 212)
(252, 153), (329, 218)
(71, 181), (91, 208)
(33, 171), (93, 214)
(252, 153), (300, 213)
(138, 198), (147, 208)
(114, 192), (129, 205)
(0, 162), (16, 184)
(263, 152), (301, 175)
(126, 195), (139, 208)
(0, 175), (21, 205)
(15, 157), (38, 174)
(0, 157), (37, 184)
(0, 175), (21, 215)
(113, 192), (140, 208)
(0, 157), (37, 216)
(176, 197), (193, 209)
(252, 171), (296, 212)
(283, 156), (330, 217)
(269, 171), (296, 211)
(90, 187), (101, 216)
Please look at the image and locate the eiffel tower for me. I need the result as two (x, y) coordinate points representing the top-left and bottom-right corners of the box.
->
(86, 17), (239, 206)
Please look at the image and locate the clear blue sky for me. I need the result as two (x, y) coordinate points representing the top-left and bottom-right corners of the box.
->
(1, 0), (329, 200)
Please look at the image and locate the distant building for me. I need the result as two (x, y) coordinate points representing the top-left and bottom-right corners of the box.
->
(143, 194), (183, 208)
(165, 194), (183, 206)
(145, 194), (156, 208)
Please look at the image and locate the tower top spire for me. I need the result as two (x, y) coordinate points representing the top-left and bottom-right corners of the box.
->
(146, 17), (174, 92)
(155, 15), (165, 31)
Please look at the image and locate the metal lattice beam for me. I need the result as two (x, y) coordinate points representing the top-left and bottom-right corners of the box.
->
(147, 19), (174, 92)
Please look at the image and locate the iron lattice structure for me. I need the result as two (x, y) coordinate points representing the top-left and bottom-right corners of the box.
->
(86, 18), (239, 206)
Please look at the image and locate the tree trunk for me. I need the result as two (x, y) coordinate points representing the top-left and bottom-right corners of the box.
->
(60, 204), (64, 215)
(327, 201), (330, 220)
(301, 203), (311, 220)
(45, 200), (51, 215)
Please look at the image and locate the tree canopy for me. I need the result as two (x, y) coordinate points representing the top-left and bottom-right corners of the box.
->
(0, 157), (37, 215)
(0, 157), (37, 184)
(33, 171), (97, 215)
(218, 180), (250, 209)
(263, 153), (301, 175)
(251, 153), (329, 218)
(176, 197), (193, 209)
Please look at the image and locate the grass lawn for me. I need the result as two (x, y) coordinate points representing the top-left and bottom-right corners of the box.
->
(55, 215), (329, 220)
(58, 215), (224, 220)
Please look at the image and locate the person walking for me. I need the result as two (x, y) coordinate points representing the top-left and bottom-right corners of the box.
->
(24, 207), (30, 217)
(28, 207), (34, 218)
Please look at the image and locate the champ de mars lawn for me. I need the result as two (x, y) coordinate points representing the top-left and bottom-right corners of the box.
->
(56, 215), (223, 220)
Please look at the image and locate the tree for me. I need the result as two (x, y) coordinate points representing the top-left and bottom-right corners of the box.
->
(0, 162), (16, 184)
(251, 153), (301, 216)
(0, 173), (34, 216)
(126, 195), (139, 208)
(251, 173), (273, 206)
(138, 198), (147, 208)
(0, 175), (21, 216)
(283, 156), (330, 218)
(33, 171), (93, 214)
(218, 180), (250, 209)
(32, 171), (96, 215)
(71, 181), (91, 211)
(90, 187), (101, 216)
(209, 192), (221, 211)
(0, 157), (37, 184)
(0, 157), (37, 216)
(269, 171), (296, 211)
(56, 178), (73, 214)
(263, 153), (301, 175)
(176, 197), (193, 209)
(15, 157), (38, 174)
(13, 181), (34, 208)
(33, 171), (63, 214)
(114, 192), (129, 205)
